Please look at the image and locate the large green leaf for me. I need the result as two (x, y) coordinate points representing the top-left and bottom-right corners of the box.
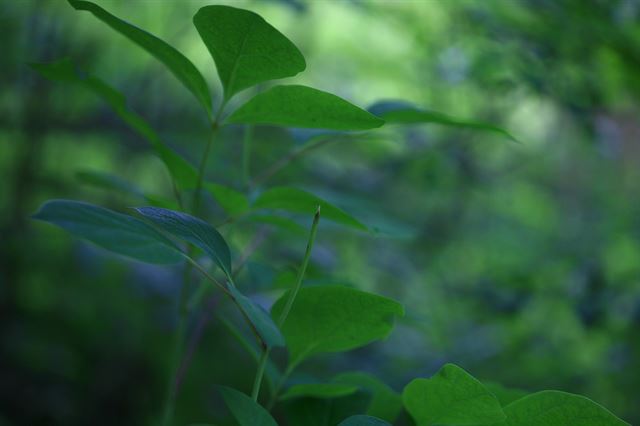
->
(226, 85), (385, 130)
(482, 382), (529, 407)
(206, 182), (249, 217)
(228, 286), (285, 348)
(193, 5), (305, 100)
(338, 415), (391, 426)
(253, 187), (368, 231)
(334, 372), (402, 422)
(30, 59), (198, 190)
(218, 386), (277, 426)
(502, 391), (629, 426)
(280, 383), (359, 401)
(369, 101), (516, 141)
(134, 207), (231, 276)
(33, 200), (183, 264)
(68, 0), (211, 114)
(271, 285), (403, 366)
(402, 363), (506, 426)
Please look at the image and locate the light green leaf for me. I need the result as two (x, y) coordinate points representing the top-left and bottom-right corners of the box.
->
(248, 214), (307, 235)
(68, 0), (211, 114)
(228, 285), (285, 348)
(193, 5), (305, 100)
(334, 372), (402, 422)
(271, 285), (403, 366)
(253, 187), (367, 231)
(226, 85), (385, 130)
(338, 415), (391, 426)
(280, 383), (359, 401)
(205, 182), (249, 217)
(33, 200), (183, 264)
(218, 386), (277, 426)
(30, 59), (198, 191)
(502, 390), (629, 426)
(402, 363), (506, 426)
(134, 207), (231, 276)
(369, 101), (516, 141)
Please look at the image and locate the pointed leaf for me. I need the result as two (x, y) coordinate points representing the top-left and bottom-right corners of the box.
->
(193, 5), (305, 99)
(271, 285), (403, 366)
(228, 286), (285, 348)
(134, 207), (231, 276)
(33, 200), (183, 264)
(227, 85), (384, 130)
(334, 372), (402, 422)
(68, 0), (211, 113)
(402, 363), (506, 426)
(206, 182), (249, 217)
(338, 415), (391, 426)
(280, 383), (359, 401)
(369, 101), (516, 141)
(218, 386), (277, 426)
(502, 390), (629, 426)
(253, 187), (367, 231)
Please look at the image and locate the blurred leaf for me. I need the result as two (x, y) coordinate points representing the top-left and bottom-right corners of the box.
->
(76, 170), (144, 198)
(228, 285), (285, 348)
(206, 182), (249, 217)
(334, 372), (402, 422)
(284, 392), (371, 426)
(134, 206), (231, 276)
(253, 187), (368, 231)
(483, 382), (529, 406)
(502, 391), (629, 426)
(193, 5), (305, 100)
(402, 363), (506, 426)
(218, 386), (277, 426)
(227, 85), (385, 130)
(280, 383), (359, 401)
(32, 200), (183, 264)
(68, 0), (212, 114)
(271, 285), (404, 366)
(247, 214), (307, 235)
(369, 100), (516, 141)
(338, 415), (391, 426)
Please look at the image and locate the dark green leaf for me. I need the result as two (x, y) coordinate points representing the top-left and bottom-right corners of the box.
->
(482, 382), (529, 407)
(502, 391), (629, 426)
(271, 285), (404, 366)
(134, 207), (231, 276)
(280, 383), (359, 401)
(193, 5), (305, 100)
(33, 200), (183, 264)
(402, 363), (506, 426)
(253, 187), (367, 231)
(369, 101), (517, 141)
(226, 85), (385, 130)
(68, 0), (211, 114)
(334, 372), (402, 422)
(228, 286), (285, 348)
(338, 415), (391, 426)
(284, 392), (371, 426)
(205, 182), (249, 217)
(218, 386), (277, 426)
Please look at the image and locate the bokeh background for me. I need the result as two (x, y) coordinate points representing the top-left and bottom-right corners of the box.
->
(2, 0), (639, 424)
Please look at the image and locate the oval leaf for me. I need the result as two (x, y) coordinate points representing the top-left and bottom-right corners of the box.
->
(280, 383), (359, 401)
(33, 200), (183, 264)
(227, 85), (385, 130)
(253, 187), (368, 231)
(502, 390), (629, 426)
(402, 363), (506, 426)
(69, 0), (211, 114)
(271, 285), (404, 366)
(193, 5), (305, 100)
(218, 386), (277, 426)
(135, 207), (231, 276)
(228, 286), (285, 348)
(338, 415), (391, 426)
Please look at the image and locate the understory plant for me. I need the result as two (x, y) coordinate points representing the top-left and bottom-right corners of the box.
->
(31, 1), (629, 425)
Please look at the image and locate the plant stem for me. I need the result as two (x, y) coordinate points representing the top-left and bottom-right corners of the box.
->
(250, 207), (321, 403)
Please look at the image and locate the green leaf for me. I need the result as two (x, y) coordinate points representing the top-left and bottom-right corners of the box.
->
(218, 386), (277, 426)
(205, 182), (249, 217)
(33, 200), (183, 264)
(226, 85), (385, 130)
(284, 392), (371, 426)
(338, 415), (391, 426)
(228, 285), (285, 348)
(30, 59), (198, 191)
(280, 383), (359, 401)
(193, 5), (305, 100)
(402, 363), (506, 426)
(76, 170), (144, 198)
(271, 285), (404, 366)
(68, 0), (211, 114)
(134, 207), (231, 276)
(369, 101), (517, 141)
(482, 382), (529, 407)
(253, 187), (368, 231)
(502, 390), (629, 426)
(334, 372), (402, 422)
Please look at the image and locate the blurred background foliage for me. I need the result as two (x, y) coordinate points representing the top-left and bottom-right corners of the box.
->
(1, 0), (639, 425)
